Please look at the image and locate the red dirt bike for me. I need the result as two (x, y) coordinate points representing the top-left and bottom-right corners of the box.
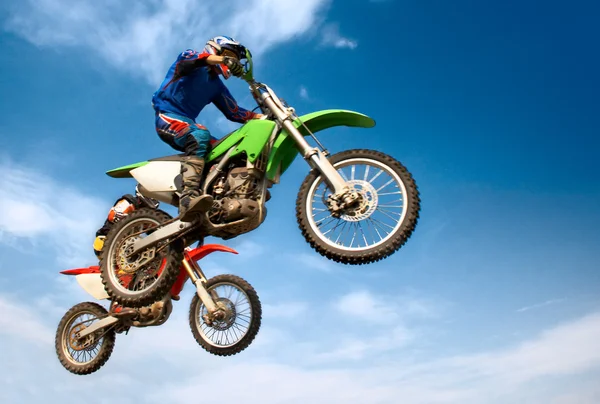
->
(54, 243), (262, 375)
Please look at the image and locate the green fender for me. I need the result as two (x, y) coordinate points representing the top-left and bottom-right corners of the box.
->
(206, 119), (276, 163)
(265, 109), (376, 181)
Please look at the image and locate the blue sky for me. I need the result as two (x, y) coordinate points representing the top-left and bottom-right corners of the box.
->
(1, 0), (599, 403)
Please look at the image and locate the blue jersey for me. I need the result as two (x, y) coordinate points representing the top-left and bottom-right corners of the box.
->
(152, 49), (256, 123)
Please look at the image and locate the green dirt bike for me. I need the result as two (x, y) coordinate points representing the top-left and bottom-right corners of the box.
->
(99, 49), (421, 308)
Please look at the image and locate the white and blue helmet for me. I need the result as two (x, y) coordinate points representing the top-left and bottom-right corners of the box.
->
(205, 35), (248, 79)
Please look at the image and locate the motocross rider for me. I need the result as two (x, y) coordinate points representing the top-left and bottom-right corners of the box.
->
(151, 35), (264, 222)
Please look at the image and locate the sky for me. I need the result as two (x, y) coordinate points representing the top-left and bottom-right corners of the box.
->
(1, 0), (599, 403)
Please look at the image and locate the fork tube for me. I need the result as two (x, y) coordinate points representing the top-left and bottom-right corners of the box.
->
(261, 96), (348, 194)
(181, 259), (217, 313)
(262, 96), (313, 156)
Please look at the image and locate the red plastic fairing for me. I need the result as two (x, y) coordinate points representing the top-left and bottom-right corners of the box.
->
(185, 243), (238, 262)
(170, 244), (238, 296)
(60, 266), (101, 275)
(170, 269), (189, 297)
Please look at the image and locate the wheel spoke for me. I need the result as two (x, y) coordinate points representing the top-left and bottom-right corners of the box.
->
(368, 168), (384, 185)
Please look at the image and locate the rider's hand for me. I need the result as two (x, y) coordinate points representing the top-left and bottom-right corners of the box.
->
(222, 56), (244, 77)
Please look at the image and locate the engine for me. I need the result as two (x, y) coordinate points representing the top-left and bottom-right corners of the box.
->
(209, 167), (264, 224)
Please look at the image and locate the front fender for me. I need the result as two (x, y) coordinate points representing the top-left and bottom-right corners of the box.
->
(266, 109), (375, 181)
(185, 243), (239, 262)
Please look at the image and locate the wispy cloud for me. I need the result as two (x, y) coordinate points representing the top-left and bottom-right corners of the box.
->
(230, 238), (266, 259)
(152, 310), (600, 404)
(294, 252), (337, 272)
(320, 22), (358, 49)
(2, 0), (332, 85)
(0, 157), (108, 266)
(333, 289), (441, 324)
(299, 85), (310, 100)
(0, 295), (53, 346)
(516, 298), (566, 312)
(334, 289), (400, 324)
(312, 324), (415, 362)
(2, 291), (600, 403)
(263, 301), (309, 319)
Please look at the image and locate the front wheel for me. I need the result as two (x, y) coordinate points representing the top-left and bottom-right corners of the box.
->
(55, 302), (116, 375)
(189, 274), (262, 356)
(296, 149), (420, 265)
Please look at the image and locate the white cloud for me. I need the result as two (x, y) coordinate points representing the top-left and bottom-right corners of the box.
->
(516, 298), (566, 312)
(461, 311), (600, 384)
(334, 289), (399, 323)
(230, 238), (266, 258)
(151, 310), (600, 403)
(0, 295), (54, 346)
(0, 157), (108, 266)
(2, 291), (600, 404)
(3, 0), (332, 85)
(299, 85), (310, 100)
(312, 324), (414, 362)
(294, 252), (337, 272)
(263, 301), (308, 319)
(333, 289), (440, 324)
(320, 22), (358, 49)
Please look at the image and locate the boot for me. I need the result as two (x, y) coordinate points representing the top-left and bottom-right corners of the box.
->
(179, 156), (214, 222)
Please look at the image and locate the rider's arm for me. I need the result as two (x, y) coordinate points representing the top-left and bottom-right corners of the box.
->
(172, 49), (212, 76)
(162, 50), (230, 90)
(213, 83), (263, 123)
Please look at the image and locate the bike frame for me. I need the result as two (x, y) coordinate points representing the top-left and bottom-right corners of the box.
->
(61, 243), (238, 338)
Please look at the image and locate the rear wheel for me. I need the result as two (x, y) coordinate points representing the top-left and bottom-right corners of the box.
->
(189, 274), (262, 356)
(55, 302), (116, 375)
(296, 149), (420, 265)
(99, 208), (184, 308)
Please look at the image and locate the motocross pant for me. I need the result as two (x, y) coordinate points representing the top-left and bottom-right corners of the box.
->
(155, 111), (213, 157)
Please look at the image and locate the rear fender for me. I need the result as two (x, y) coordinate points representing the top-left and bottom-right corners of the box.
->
(60, 266), (101, 275)
(60, 266), (108, 300)
(266, 109), (376, 181)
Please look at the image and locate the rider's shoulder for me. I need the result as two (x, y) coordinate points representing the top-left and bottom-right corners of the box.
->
(179, 49), (203, 59)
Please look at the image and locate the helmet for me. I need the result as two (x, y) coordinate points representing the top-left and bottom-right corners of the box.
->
(205, 35), (248, 79)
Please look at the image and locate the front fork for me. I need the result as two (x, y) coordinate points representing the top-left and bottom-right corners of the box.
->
(180, 252), (224, 325)
(260, 93), (360, 211)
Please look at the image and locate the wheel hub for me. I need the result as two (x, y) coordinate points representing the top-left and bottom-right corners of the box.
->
(339, 180), (378, 221)
(69, 324), (97, 351)
(203, 298), (236, 330)
(117, 236), (156, 274)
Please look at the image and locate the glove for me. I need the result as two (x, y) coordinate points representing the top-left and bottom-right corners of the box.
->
(222, 56), (244, 77)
